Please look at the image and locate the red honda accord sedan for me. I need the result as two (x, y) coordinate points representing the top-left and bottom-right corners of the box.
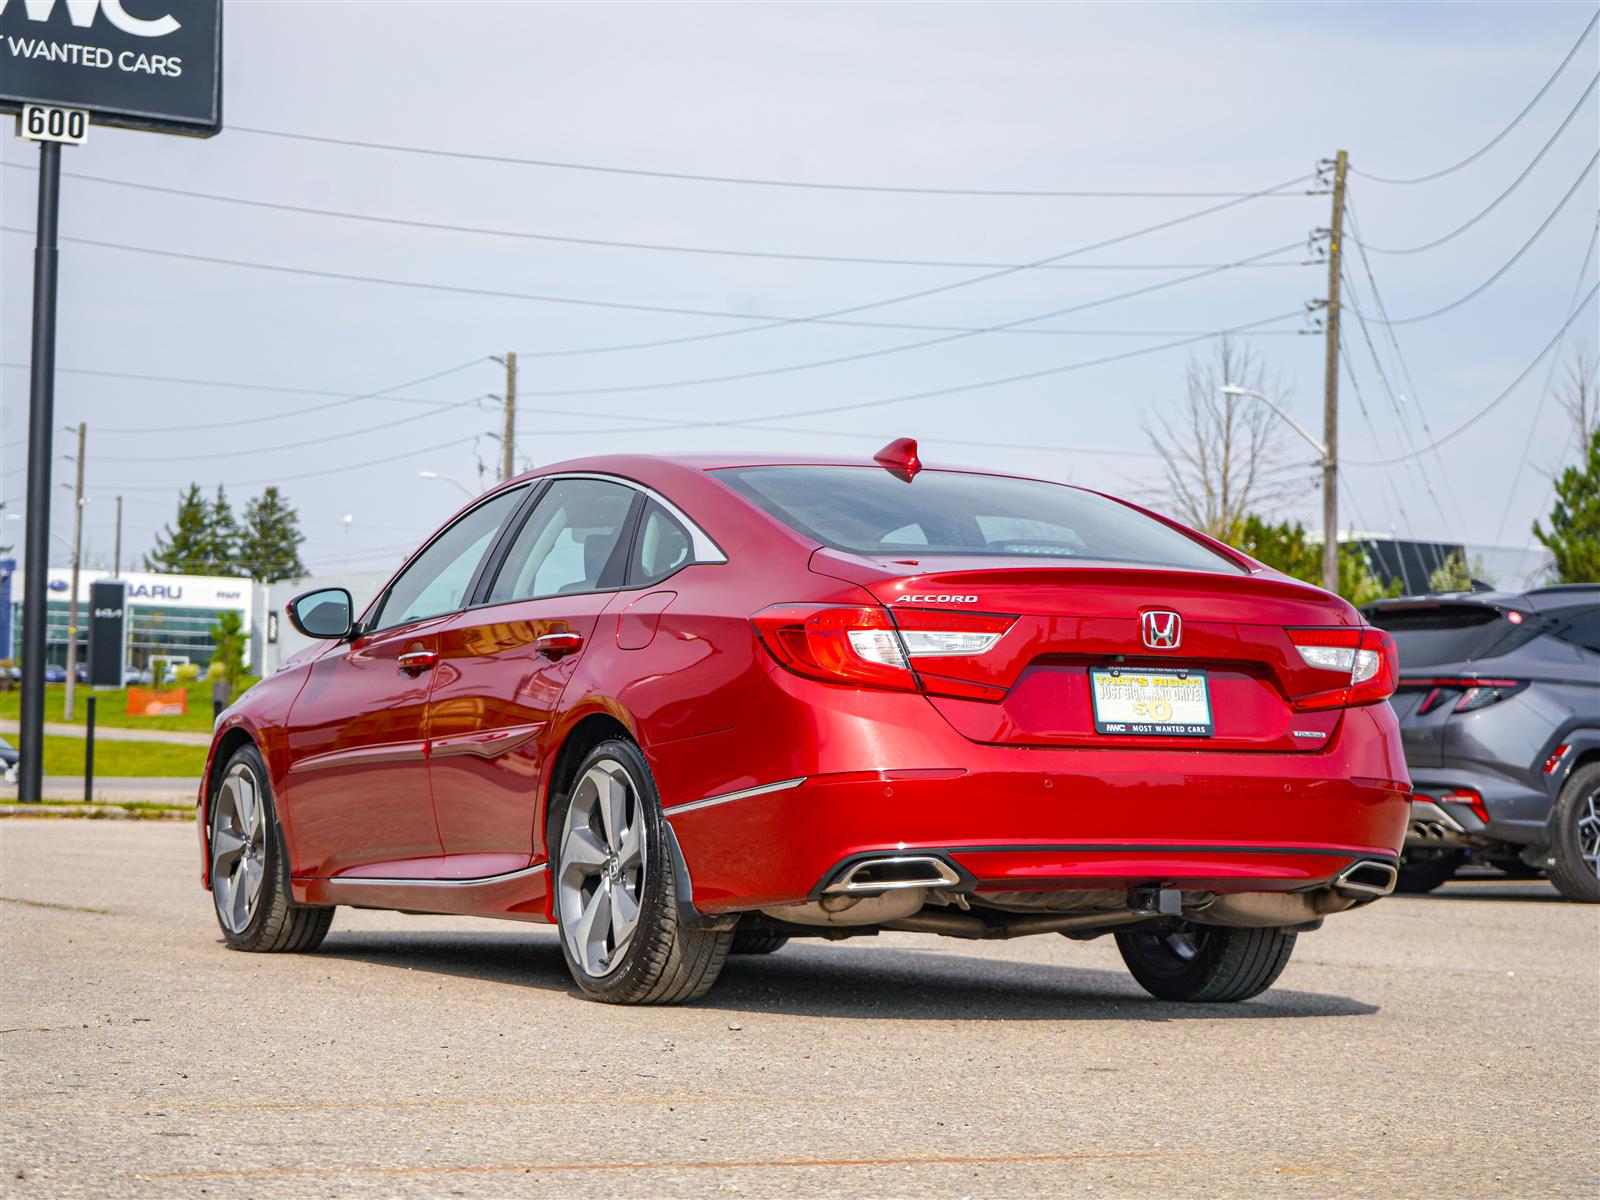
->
(198, 441), (1409, 1004)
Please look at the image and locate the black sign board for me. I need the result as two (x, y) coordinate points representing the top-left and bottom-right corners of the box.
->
(0, 0), (223, 137)
(87, 579), (127, 688)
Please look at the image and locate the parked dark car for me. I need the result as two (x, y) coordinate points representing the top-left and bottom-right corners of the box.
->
(1364, 586), (1600, 902)
(41, 665), (67, 684)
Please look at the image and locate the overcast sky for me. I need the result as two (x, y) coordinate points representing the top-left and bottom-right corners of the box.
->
(3, 1), (1596, 579)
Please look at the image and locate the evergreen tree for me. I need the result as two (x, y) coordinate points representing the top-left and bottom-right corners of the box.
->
(1234, 515), (1400, 606)
(1533, 428), (1600, 584)
(208, 486), (243, 576)
(145, 484), (213, 574)
(237, 487), (308, 583)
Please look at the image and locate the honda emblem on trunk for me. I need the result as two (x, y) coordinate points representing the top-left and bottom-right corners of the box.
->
(1141, 610), (1182, 650)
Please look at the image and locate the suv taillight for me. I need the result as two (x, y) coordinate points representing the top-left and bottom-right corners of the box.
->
(752, 604), (1014, 700)
(1406, 678), (1527, 714)
(1287, 627), (1398, 710)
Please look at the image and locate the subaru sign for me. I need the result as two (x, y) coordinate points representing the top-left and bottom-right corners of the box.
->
(0, 0), (223, 136)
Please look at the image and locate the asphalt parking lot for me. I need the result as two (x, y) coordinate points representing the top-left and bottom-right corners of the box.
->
(2, 820), (1595, 1199)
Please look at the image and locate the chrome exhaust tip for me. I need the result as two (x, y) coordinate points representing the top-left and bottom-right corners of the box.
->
(1335, 859), (1398, 897)
(823, 855), (962, 895)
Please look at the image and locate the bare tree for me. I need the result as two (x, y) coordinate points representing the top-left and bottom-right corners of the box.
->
(1144, 338), (1301, 542)
(1555, 343), (1598, 453)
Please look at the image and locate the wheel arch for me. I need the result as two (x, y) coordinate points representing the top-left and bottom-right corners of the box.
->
(538, 705), (640, 860)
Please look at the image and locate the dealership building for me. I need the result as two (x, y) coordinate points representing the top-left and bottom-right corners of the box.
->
(2, 566), (253, 673)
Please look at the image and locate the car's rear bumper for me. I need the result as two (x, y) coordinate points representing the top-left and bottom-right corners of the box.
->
(654, 670), (1410, 913)
(1403, 768), (1554, 849)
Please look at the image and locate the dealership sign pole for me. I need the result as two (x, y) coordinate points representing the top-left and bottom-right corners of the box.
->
(2, 0), (223, 802)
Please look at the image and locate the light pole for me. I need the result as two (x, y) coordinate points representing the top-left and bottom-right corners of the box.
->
(1219, 384), (1338, 595)
(418, 470), (475, 499)
(62, 422), (86, 720)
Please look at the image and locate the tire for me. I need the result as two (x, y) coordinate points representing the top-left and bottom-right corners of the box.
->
(1548, 763), (1600, 904)
(549, 739), (733, 1004)
(208, 743), (333, 953)
(1394, 848), (1464, 894)
(730, 930), (790, 956)
(1115, 924), (1296, 1003)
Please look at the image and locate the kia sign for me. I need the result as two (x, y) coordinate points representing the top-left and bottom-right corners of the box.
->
(0, 0), (223, 137)
(87, 579), (127, 689)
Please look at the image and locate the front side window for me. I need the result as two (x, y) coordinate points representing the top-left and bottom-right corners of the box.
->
(715, 465), (1238, 573)
(368, 487), (526, 631)
(487, 479), (638, 603)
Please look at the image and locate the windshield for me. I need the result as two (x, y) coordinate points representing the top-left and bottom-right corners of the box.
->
(716, 466), (1239, 572)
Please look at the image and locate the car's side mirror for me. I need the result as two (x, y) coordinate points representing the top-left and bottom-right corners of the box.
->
(286, 587), (354, 640)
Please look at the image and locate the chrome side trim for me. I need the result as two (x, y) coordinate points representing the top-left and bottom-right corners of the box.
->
(664, 776), (807, 817)
(324, 863), (547, 889)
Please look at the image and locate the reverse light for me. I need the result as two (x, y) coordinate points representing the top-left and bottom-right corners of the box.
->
(1287, 627), (1398, 711)
(752, 604), (1014, 699)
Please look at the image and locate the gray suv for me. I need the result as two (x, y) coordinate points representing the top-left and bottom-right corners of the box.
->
(1363, 586), (1599, 902)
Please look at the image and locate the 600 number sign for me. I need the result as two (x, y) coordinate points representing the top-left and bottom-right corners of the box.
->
(20, 105), (89, 146)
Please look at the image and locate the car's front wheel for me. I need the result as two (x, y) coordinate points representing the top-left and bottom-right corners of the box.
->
(1548, 763), (1600, 904)
(1115, 924), (1296, 1003)
(209, 744), (333, 952)
(549, 739), (733, 1003)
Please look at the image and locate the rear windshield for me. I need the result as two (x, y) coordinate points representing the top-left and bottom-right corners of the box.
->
(1365, 604), (1515, 667)
(715, 466), (1239, 572)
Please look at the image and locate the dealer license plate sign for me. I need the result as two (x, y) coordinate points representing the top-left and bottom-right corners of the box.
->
(1090, 667), (1213, 737)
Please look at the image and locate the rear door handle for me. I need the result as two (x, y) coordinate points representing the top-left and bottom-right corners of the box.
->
(397, 649), (438, 675)
(535, 632), (584, 658)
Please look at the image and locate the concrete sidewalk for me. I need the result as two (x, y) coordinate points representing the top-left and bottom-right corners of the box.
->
(0, 775), (196, 804)
(0, 718), (211, 747)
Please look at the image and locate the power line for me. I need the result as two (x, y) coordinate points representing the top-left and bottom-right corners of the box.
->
(0, 357), (488, 433)
(1351, 73), (1598, 255)
(94, 394), (492, 463)
(1341, 198), (1472, 532)
(1344, 281), (1599, 466)
(230, 123), (1323, 199)
(510, 243), (1306, 400)
(1491, 212), (1600, 546)
(102, 433), (488, 493)
(1350, 10), (1598, 185)
(0, 160), (1311, 274)
(1361, 149), (1597, 325)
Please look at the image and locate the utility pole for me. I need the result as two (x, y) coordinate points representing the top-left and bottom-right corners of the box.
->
(63, 421), (85, 721)
(501, 351), (517, 482)
(1320, 150), (1348, 596)
(113, 495), (123, 577)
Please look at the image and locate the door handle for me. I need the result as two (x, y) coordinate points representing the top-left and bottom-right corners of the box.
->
(397, 649), (438, 676)
(535, 631), (584, 659)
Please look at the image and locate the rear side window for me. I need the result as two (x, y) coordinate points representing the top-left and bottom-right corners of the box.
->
(1366, 604), (1519, 667)
(1551, 608), (1600, 654)
(487, 479), (638, 602)
(629, 501), (694, 586)
(715, 466), (1237, 572)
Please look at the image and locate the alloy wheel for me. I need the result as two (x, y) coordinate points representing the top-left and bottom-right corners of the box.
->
(1579, 787), (1600, 879)
(558, 759), (649, 977)
(211, 761), (267, 935)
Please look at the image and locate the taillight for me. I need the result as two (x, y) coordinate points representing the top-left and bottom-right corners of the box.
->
(751, 604), (1014, 699)
(1437, 787), (1489, 825)
(1403, 678), (1527, 714)
(1287, 627), (1398, 710)
(1544, 743), (1570, 775)
(752, 604), (913, 691)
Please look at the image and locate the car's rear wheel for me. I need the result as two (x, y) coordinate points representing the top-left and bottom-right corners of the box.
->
(209, 744), (333, 952)
(1548, 763), (1600, 904)
(1115, 924), (1296, 1003)
(1394, 848), (1464, 894)
(550, 739), (733, 1003)
(730, 930), (790, 955)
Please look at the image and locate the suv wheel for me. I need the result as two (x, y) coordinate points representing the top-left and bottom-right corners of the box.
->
(1548, 763), (1600, 904)
(1115, 924), (1296, 1003)
(549, 739), (734, 1003)
(209, 744), (333, 952)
